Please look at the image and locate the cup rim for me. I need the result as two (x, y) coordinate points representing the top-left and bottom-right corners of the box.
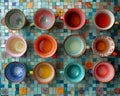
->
(33, 8), (55, 30)
(4, 61), (26, 83)
(33, 62), (55, 84)
(93, 61), (115, 82)
(5, 9), (26, 30)
(64, 62), (85, 83)
(34, 34), (57, 58)
(64, 8), (85, 30)
(93, 9), (115, 30)
(92, 35), (115, 57)
(6, 35), (27, 57)
(63, 34), (86, 57)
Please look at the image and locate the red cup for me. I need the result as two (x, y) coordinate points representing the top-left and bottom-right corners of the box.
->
(34, 34), (57, 58)
(93, 62), (115, 82)
(33, 8), (55, 30)
(64, 8), (85, 30)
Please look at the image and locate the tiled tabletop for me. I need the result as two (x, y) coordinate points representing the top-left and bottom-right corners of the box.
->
(1, 0), (120, 96)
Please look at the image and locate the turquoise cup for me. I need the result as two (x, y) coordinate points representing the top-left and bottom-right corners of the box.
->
(64, 62), (85, 83)
(63, 34), (86, 57)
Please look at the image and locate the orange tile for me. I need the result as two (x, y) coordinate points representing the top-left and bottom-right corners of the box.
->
(19, 88), (27, 95)
(56, 87), (64, 94)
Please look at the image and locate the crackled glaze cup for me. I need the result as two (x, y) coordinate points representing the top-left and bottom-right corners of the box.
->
(92, 36), (115, 57)
(5, 9), (26, 30)
(33, 8), (55, 30)
(6, 35), (27, 57)
(5, 62), (26, 83)
(33, 62), (55, 84)
(63, 34), (86, 57)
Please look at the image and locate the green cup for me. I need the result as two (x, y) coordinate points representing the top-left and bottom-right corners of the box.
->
(5, 9), (26, 30)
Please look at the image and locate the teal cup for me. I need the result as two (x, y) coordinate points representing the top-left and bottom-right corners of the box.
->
(5, 9), (26, 30)
(64, 62), (85, 83)
(63, 34), (86, 57)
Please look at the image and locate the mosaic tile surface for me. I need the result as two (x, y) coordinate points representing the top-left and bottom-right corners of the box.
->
(1, 0), (120, 96)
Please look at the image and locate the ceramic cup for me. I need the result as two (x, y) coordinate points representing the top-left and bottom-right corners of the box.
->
(5, 62), (26, 83)
(92, 36), (115, 57)
(64, 8), (85, 30)
(63, 34), (86, 57)
(6, 35), (27, 57)
(64, 62), (85, 83)
(34, 34), (57, 58)
(93, 9), (115, 30)
(93, 61), (115, 82)
(33, 8), (55, 30)
(33, 62), (55, 84)
(5, 9), (26, 30)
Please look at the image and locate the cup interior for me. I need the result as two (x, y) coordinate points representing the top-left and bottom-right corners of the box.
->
(5, 62), (26, 83)
(64, 62), (85, 83)
(64, 8), (85, 30)
(6, 36), (27, 57)
(64, 34), (86, 57)
(5, 9), (26, 30)
(93, 62), (115, 82)
(34, 34), (57, 58)
(93, 9), (115, 30)
(34, 9), (55, 30)
(33, 62), (55, 84)
(92, 36), (115, 57)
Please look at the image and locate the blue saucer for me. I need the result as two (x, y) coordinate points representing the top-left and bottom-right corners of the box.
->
(64, 62), (85, 83)
(5, 62), (26, 83)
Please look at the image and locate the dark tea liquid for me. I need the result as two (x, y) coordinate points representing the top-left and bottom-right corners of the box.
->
(95, 39), (109, 53)
(66, 12), (81, 27)
(95, 13), (110, 28)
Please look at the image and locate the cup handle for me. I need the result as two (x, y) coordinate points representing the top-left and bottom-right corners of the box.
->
(60, 16), (64, 20)
(59, 70), (64, 74)
(29, 22), (35, 27)
(112, 51), (117, 57)
(114, 21), (120, 25)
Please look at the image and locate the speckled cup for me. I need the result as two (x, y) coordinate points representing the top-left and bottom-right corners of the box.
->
(33, 8), (55, 30)
(5, 9), (26, 30)
(5, 62), (26, 83)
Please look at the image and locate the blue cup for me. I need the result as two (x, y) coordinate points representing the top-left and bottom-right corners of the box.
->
(5, 62), (26, 83)
(64, 62), (85, 83)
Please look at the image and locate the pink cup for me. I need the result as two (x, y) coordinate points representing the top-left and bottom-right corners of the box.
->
(93, 61), (115, 82)
(64, 8), (85, 30)
(6, 35), (27, 57)
(33, 8), (55, 30)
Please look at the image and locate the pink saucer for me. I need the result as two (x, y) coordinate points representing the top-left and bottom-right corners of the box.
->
(93, 62), (115, 82)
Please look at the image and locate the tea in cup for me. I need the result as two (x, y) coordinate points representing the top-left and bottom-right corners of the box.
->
(93, 9), (115, 30)
(64, 8), (85, 30)
(34, 34), (57, 58)
(6, 35), (27, 57)
(93, 61), (115, 82)
(92, 36), (115, 57)
(64, 62), (85, 83)
(5, 9), (26, 30)
(33, 62), (55, 84)
(5, 62), (26, 83)
(63, 34), (86, 57)
(33, 8), (55, 30)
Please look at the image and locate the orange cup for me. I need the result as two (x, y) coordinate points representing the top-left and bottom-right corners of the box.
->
(34, 34), (57, 58)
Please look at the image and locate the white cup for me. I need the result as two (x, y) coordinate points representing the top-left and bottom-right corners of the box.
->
(93, 9), (115, 30)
